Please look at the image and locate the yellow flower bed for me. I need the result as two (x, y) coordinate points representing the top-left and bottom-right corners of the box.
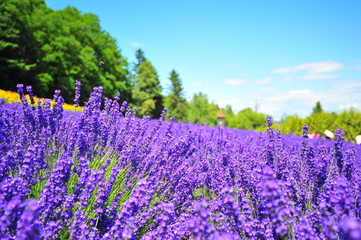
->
(0, 89), (84, 112)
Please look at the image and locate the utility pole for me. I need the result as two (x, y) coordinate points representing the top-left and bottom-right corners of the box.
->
(255, 99), (259, 113)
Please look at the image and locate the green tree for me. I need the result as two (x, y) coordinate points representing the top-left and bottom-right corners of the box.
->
(229, 108), (266, 130)
(0, 0), (44, 91)
(31, 6), (130, 102)
(279, 115), (304, 135)
(185, 92), (219, 126)
(333, 109), (361, 142)
(0, 1), (130, 103)
(132, 60), (164, 118)
(312, 101), (324, 115)
(305, 112), (336, 135)
(164, 70), (187, 121)
(135, 48), (146, 68)
(223, 105), (235, 127)
(130, 48), (147, 98)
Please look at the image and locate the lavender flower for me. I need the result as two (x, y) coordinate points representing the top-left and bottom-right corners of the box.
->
(266, 114), (273, 128)
(74, 80), (81, 107)
(26, 86), (35, 105)
(187, 199), (216, 239)
(339, 217), (361, 240)
(1, 83), (361, 238)
(16, 84), (25, 98)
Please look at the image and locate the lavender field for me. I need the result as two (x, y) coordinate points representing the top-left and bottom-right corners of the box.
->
(1, 85), (361, 240)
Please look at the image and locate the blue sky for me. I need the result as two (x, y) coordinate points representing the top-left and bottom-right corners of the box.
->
(46, 0), (361, 120)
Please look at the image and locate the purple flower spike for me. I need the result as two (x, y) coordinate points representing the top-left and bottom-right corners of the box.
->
(302, 124), (309, 138)
(187, 199), (216, 239)
(114, 92), (120, 102)
(16, 84), (24, 97)
(15, 200), (40, 240)
(26, 86), (35, 105)
(74, 80), (81, 107)
(53, 89), (61, 102)
(17, 84), (28, 105)
(266, 115), (273, 128)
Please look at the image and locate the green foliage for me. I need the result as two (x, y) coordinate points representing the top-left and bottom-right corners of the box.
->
(165, 70), (187, 122)
(0, 0), (43, 91)
(185, 92), (219, 126)
(132, 60), (164, 118)
(312, 101), (324, 115)
(0, 0), (130, 103)
(228, 108), (266, 130)
(135, 48), (147, 68)
(304, 112), (336, 135)
(222, 105), (235, 127)
(332, 109), (361, 142)
(278, 104), (361, 142)
(279, 115), (304, 135)
(32, 6), (130, 102)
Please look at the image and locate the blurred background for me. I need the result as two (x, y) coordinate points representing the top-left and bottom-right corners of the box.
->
(1, 0), (361, 141)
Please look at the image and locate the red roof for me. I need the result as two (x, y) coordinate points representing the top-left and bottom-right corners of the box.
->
(217, 109), (225, 118)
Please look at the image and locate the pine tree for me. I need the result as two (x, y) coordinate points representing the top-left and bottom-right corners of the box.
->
(135, 48), (146, 68)
(130, 48), (147, 91)
(132, 60), (164, 118)
(165, 70), (187, 121)
(312, 101), (324, 114)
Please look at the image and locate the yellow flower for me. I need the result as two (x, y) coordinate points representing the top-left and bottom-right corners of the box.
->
(0, 89), (83, 112)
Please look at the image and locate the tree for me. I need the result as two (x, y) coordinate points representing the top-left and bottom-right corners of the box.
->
(229, 108), (266, 130)
(312, 101), (324, 115)
(135, 48), (147, 68)
(305, 111), (336, 135)
(0, 0), (44, 91)
(332, 109), (361, 142)
(31, 6), (130, 102)
(223, 105), (235, 127)
(279, 115), (304, 135)
(130, 48), (147, 95)
(0, 1), (131, 103)
(185, 93), (219, 126)
(165, 70), (187, 121)
(132, 60), (164, 118)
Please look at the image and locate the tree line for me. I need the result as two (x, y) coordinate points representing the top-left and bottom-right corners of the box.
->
(275, 102), (361, 143)
(1, 0), (131, 103)
(1, 0), (360, 142)
(0, 0), (224, 124)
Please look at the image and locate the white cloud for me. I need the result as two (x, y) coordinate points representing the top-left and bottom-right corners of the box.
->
(260, 81), (361, 120)
(212, 79), (361, 121)
(332, 80), (361, 89)
(224, 78), (246, 86)
(288, 89), (311, 95)
(339, 103), (360, 110)
(256, 90), (322, 120)
(256, 77), (272, 84)
(260, 87), (277, 91)
(274, 61), (343, 74)
(215, 98), (255, 113)
(130, 41), (142, 47)
(195, 80), (209, 87)
(300, 74), (339, 80)
(281, 74), (338, 81)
